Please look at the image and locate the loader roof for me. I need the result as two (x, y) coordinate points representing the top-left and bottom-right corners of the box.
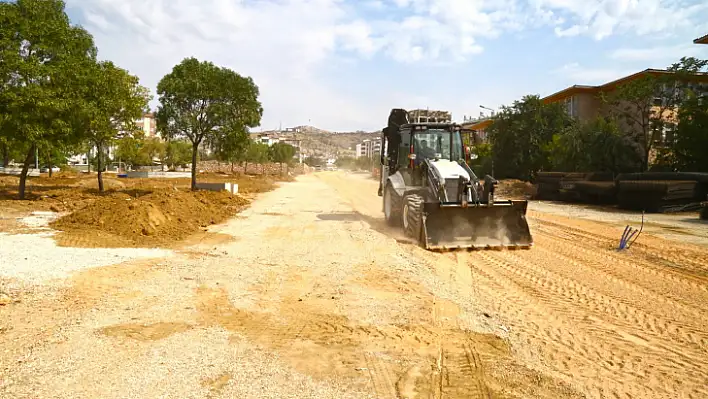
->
(400, 122), (460, 129)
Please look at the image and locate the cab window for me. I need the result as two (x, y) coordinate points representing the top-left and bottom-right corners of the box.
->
(398, 130), (411, 167)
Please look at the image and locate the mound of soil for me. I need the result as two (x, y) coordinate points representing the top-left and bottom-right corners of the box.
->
(495, 179), (535, 199)
(50, 189), (249, 248)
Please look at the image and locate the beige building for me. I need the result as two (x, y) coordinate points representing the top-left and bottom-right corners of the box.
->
(138, 112), (158, 139)
(541, 69), (708, 124)
(355, 138), (382, 158)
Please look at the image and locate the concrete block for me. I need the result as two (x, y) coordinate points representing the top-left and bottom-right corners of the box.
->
(126, 171), (149, 178)
(0, 168), (40, 177)
(125, 171), (193, 179)
(195, 182), (238, 194)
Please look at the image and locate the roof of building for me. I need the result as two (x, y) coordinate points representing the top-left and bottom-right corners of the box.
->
(542, 68), (708, 103)
(694, 34), (708, 44)
(461, 119), (493, 130)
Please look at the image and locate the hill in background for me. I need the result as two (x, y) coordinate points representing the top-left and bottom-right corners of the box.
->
(251, 125), (381, 159)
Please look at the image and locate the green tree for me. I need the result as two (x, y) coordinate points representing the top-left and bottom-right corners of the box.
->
(210, 127), (250, 172)
(0, 0), (97, 198)
(468, 142), (494, 177)
(268, 142), (296, 174)
(73, 60), (150, 191)
(669, 89), (708, 171)
(487, 95), (572, 180)
(155, 57), (262, 190)
(115, 135), (144, 169)
(139, 137), (166, 169)
(304, 156), (323, 167)
(546, 117), (640, 173)
(37, 141), (71, 176)
(602, 57), (708, 171)
(244, 142), (270, 174)
(164, 140), (192, 170)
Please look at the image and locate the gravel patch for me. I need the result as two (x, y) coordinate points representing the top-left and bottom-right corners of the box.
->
(19, 211), (61, 229)
(0, 232), (172, 284)
(3, 327), (372, 399)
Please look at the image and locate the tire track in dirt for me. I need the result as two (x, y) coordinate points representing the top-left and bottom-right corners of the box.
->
(452, 251), (708, 399)
(530, 217), (708, 284)
(533, 231), (708, 315)
(498, 246), (708, 351)
(364, 352), (398, 399)
(196, 283), (551, 398)
(456, 253), (641, 398)
(484, 250), (708, 374)
(531, 238), (708, 349)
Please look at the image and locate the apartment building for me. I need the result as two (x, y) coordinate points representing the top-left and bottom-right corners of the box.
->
(355, 138), (382, 158)
(257, 134), (280, 146)
(139, 112), (158, 138)
(541, 69), (708, 124)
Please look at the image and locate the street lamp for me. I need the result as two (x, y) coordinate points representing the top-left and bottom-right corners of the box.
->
(479, 105), (495, 117)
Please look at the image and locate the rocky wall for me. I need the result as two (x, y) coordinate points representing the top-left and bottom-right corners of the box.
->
(197, 161), (310, 176)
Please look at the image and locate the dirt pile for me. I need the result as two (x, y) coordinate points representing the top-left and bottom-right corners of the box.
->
(50, 189), (249, 248)
(495, 179), (535, 199)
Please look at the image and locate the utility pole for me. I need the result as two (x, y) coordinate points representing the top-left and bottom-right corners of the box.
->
(35, 147), (39, 170)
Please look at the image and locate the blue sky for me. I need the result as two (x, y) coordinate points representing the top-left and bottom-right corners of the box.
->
(64, 0), (708, 132)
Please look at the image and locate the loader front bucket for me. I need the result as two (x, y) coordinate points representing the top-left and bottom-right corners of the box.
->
(422, 200), (533, 250)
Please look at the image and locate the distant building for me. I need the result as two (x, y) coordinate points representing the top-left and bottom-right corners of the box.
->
(139, 112), (158, 138)
(461, 118), (492, 143)
(355, 138), (382, 158)
(256, 134), (280, 146)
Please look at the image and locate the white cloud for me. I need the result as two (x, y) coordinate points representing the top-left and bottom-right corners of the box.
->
(553, 63), (637, 84)
(65, 0), (708, 131)
(533, 0), (708, 40)
(609, 43), (708, 64)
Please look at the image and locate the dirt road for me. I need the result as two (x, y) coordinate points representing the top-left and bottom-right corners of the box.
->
(2, 172), (707, 399)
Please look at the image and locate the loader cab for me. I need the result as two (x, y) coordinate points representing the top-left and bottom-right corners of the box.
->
(386, 123), (466, 179)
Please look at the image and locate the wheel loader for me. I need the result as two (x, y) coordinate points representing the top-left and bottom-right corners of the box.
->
(377, 108), (533, 250)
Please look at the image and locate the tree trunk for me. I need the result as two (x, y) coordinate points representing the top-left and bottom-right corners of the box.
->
(97, 142), (104, 192)
(87, 152), (91, 173)
(280, 162), (283, 175)
(191, 142), (198, 191)
(48, 151), (53, 177)
(1, 142), (8, 168)
(244, 161), (248, 174)
(231, 161), (234, 174)
(18, 144), (35, 200)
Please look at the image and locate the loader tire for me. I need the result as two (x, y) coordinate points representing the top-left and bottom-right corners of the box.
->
(384, 184), (402, 226)
(403, 194), (424, 243)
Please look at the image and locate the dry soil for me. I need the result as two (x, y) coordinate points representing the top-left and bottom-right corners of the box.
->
(1, 171), (706, 399)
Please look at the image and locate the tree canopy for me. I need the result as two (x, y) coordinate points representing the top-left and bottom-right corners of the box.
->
(156, 57), (262, 189)
(73, 60), (150, 190)
(0, 0), (97, 198)
(486, 95), (573, 180)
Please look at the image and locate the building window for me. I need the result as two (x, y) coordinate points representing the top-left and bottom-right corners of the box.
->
(564, 96), (578, 118)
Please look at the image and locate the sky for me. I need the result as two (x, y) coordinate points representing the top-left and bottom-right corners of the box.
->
(64, 0), (708, 132)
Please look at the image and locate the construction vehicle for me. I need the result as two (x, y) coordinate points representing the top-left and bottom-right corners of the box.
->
(377, 108), (533, 250)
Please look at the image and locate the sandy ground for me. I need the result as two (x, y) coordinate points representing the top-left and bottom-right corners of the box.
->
(530, 200), (708, 247)
(1, 171), (707, 399)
